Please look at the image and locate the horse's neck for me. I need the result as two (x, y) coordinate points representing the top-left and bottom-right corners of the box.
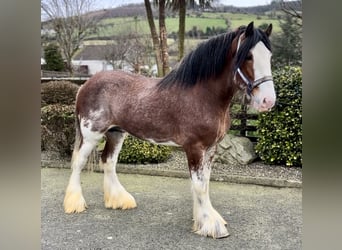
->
(203, 72), (237, 109)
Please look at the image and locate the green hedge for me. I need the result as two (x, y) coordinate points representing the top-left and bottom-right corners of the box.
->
(255, 66), (302, 166)
(41, 104), (75, 157)
(41, 80), (79, 107)
(118, 135), (172, 164)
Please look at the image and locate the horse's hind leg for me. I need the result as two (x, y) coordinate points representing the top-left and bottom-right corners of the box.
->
(64, 127), (102, 213)
(186, 145), (229, 239)
(101, 130), (137, 210)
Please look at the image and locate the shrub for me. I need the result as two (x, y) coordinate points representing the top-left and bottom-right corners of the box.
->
(41, 81), (79, 107)
(118, 135), (172, 164)
(41, 104), (75, 157)
(44, 43), (65, 71)
(255, 66), (302, 166)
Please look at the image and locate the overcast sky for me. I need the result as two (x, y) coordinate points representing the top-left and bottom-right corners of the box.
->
(94, 0), (272, 10)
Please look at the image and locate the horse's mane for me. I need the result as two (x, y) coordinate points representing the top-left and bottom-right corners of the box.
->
(157, 25), (271, 89)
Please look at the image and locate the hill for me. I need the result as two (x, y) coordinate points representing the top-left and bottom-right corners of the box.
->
(77, 1), (287, 41)
(42, 1), (289, 34)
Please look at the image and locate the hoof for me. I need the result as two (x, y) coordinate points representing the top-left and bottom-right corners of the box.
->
(104, 190), (137, 210)
(193, 210), (229, 239)
(63, 188), (87, 213)
(193, 221), (230, 239)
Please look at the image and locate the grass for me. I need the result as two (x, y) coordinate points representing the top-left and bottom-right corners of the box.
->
(88, 12), (280, 39)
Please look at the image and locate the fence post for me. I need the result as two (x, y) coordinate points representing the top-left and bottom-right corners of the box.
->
(240, 103), (247, 137)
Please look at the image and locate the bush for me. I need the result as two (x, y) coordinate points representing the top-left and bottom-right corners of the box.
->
(44, 43), (65, 71)
(41, 81), (79, 107)
(118, 135), (172, 164)
(41, 104), (75, 157)
(255, 66), (302, 166)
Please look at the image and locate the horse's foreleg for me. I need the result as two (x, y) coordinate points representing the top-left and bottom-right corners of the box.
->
(187, 146), (229, 239)
(64, 138), (98, 213)
(101, 131), (136, 210)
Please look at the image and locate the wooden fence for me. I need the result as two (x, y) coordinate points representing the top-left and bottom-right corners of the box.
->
(230, 103), (259, 142)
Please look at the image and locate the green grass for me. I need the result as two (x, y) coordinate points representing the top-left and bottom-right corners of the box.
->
(167, 17), (227, 32)
(87, 12), (280, 39)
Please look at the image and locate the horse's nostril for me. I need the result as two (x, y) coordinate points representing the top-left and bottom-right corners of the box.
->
(262, 97), (275, 108)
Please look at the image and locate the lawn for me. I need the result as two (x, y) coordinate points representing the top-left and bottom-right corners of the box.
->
(88, 12), (280, 39)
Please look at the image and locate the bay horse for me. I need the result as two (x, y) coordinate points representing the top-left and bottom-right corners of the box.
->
(64, 22), (276, 239)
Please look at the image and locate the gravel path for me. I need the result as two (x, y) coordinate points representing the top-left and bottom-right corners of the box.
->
(116, 149), (302, 185)
(41, 149), (302, 187)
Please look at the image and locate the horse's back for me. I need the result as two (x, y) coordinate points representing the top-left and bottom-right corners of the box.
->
(78, 70), (153, 101)
(82, 70), (154, 90)
(75, 71), (159, 128)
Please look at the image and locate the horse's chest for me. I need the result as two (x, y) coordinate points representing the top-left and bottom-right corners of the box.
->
(216, 111), (231, 142)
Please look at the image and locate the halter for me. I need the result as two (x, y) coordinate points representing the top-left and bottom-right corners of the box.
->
(234, 34), (273, 96)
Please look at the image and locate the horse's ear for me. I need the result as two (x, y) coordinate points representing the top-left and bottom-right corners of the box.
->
(245, 21), (254, 37)
(265, 23), (273, 37)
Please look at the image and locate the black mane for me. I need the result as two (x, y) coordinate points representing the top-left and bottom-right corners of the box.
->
(157, 25), (271, 89)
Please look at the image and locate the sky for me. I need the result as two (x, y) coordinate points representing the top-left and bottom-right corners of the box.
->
(94, 0), (272, 10)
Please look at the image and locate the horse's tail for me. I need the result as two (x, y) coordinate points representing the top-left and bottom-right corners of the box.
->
(75, 113), (83, 149)
(71, 85), (84, 165)
(71, 109), (83, 167)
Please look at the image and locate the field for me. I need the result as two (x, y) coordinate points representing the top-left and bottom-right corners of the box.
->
(89, 12), (280, 39)
(83, 11), (281, 68)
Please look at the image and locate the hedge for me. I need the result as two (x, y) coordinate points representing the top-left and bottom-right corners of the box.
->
(41, 80), (79, 107)
(255, 66), (302, 167)
(118, 135), (172, 164)
(41, 104), (75, 157)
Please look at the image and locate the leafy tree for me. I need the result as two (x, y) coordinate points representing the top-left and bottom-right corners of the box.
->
(44, 43), (65, 71)
(272, 14), (302, 67)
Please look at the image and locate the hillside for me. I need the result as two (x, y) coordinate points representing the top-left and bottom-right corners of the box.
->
(42, 1), (293, 39)
(41, 1), (301, 68)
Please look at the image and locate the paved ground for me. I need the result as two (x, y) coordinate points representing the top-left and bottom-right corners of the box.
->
(41, 168), (302, 250)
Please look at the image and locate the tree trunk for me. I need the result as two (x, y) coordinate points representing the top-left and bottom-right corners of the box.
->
(144, 0), (163, 77)
(158, 0), (170, 76)
(178, 0), (186, 61)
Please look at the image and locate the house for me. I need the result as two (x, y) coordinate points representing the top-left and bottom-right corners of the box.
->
(72, 45), (112, 75)
(72, 45), (133, 75)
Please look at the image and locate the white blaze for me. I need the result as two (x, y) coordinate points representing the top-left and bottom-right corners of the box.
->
(250, 41), (276, 111)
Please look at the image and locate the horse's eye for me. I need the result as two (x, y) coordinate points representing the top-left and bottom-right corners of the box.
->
(246, 54), (253, 61)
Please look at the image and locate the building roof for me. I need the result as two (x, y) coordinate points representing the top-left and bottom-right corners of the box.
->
(73, 45), (112, 61)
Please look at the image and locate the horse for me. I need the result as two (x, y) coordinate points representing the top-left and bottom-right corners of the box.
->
(63, 21), (276, 239)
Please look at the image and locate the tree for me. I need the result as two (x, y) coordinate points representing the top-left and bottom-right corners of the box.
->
(41, 0), (100, 74)
(44, 43), (65, 71)
(280, 0), (302, 24)
(144, 0), (163, 76)
(272, 13), (302, 67)
(167, 0), (186, 61)
(105, 31), (152, 75)
(168, 0), (212, 61)
(158, 0), (170, 75)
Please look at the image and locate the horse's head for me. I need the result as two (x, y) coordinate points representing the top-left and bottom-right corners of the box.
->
(233, 22), (276, 112)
